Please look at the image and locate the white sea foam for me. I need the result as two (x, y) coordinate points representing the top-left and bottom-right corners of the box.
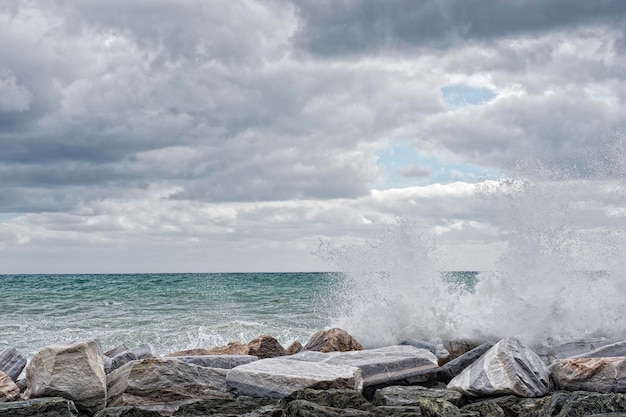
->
(325, 132), (626, 348)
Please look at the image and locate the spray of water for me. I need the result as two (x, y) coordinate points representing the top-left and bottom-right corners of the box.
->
(322, 132), (626, 348)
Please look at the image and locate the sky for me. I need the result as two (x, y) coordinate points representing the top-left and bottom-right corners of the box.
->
(0, 0), (625, 273)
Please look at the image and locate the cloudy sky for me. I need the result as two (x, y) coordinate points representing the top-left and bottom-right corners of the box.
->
(1, 0), (625, 273)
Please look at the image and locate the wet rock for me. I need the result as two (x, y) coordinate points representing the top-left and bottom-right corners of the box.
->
(289, 345), (440, 387)
(536, 337), (612, 365)
(523, 391), (626, 417)
(171, 354), (257, 369)
(372, 385), (463, 407)
(166, 341), (251, 357)
(288, 341), (303, 355)
(551, 357), (626, 392)
(24, 338), (107, 415)
(0, 347), (27, 382)
(171, 396), (277, 416)
(290, 388), (373, 411)
(460, 400), (506, 417)
(443, 341), (482, 364)
(438, 342), (494, 382)
(447, 338), (549, 397)
(0, 371), (20, 402)
(400, 338), (450, 361)
(415, 398), (462, 417)
(373, 405), (424, 416)
(107, 358), (231, 408)
(226, 357), (363, 398)
(304, 328), (364, 353)
(94, 406), (163, 417)
(282, 399), (371, 417)
(0, 397), (78, 417)
(248, 335), (289, 359)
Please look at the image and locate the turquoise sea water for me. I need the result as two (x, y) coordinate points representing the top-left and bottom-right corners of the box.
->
(0, 273), (344, 357)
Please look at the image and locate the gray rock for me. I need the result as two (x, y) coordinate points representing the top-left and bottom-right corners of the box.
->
(289, 345), (440, 387)
(104, 344), (130, 358)
(109, 350), (138, 373)
(0, 371), (20, 402)
(304, 328), (364, 353)
(372, 385), (463, 407)
(536, 337), (613, 365)
(567, 340), (626, 360)
(282, 399), (371, 417)
(24, 338), (107, 415)
(523, 391), (626, 417)
(130, 343), (159, 360)
(0, 397), (79, 417)
(107, 358), (231, 408)
(290, 388), (373, 411)
(400, 338), (450, 361)
(172, 354), (257, 369)
(171, 396), (277, 416)
(447, 338), (550, 397)
(551, 357), (626, 393)
(0, 347), (27, 382)
(438, 342), (494, 381)
(94, 406), (163, 417)
(226, 357), (363, 398)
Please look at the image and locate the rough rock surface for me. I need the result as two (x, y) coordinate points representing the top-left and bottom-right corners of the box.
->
(447, 337), (549, 397)
(399, 338), (450, 361)
(437, 342), (494, 381)
(287, 341), (303, 355)
(281, 399), (370, 417)
(24, 338), (107, 414)
(94, 406), (163, 417)
(171, 354), (257, 369)
(301, 345), (440, 387)
(0, 397), (79, 417)
(304, 328), (364, 353)
(372, 385), (463, 407)
(107, 358), (231, 408)
(226, 357), (363, 398)
(289, 388), (373, 411)
(170, 396), (277, 416)
(442, 340), (481, 363)
(166, 341), (251, 357)
(247, 335), (289, 359)
(0, 348), (27, 382)
(566, 341), (626, 360)
(536, 337), (612, 365)
(551, 357), (626, 392)
(0, 371), (20, 402)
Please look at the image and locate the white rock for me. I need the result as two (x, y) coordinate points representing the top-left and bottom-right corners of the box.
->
(447, 338), (549, 397)
(226, 358), (362, 398)
(24, 338), (107, 414)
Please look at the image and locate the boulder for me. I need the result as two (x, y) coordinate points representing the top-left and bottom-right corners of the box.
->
(107, 358), (231, 408)
(0, 397), (78, 417)
(289, 345), (439, 387)
(171, 396), (277, 416)
(521, 391), (626, 417)
(226, 357), (363, 398)
(130, 343), (159, 360)
(109, 350), (138, 373)
(567, 340), (626, 360)
(24, 338), (107, 414)
(447, 337), (549, 397)
(247, 335), (289, 359)
(399, 338), (450, 361)
(0, 348), (27, 382)
(372, 385), (463, 407)
(536, 337), (612, 365)
(104, 345), (130, 358)
(437, 342), (494, 381)
(551, 357), (626, 393)
(443, 340), (482, 363)
(0, 371), (20, 402)
(289, 388), (373, 411)
(288, 341), (303, 355)
(166, 341), (250, 357)
(304, 328), (364, 353)
(171, 354), (257, 369)
(281, 399), (371, 417)
(94, 406), (163, 417)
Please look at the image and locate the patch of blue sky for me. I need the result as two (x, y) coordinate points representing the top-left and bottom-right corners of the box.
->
(441, 84), (497, 110)
(0, 213), (21, 223)
(376, 142), (501, 189)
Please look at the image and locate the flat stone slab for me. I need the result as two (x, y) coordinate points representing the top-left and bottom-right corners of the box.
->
(226, 358), (363, 398)
(171, 355), (257, 369)
(288, 345), (439, 386)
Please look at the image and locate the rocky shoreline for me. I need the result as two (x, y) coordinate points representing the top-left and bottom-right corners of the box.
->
(1, 328), (626, 416)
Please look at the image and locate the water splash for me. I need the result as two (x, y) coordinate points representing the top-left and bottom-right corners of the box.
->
(324, 132), (626, 347)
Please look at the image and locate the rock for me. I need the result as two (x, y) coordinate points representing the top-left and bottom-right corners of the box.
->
(372, 385), (463, 407)
(304, 328), (364, 353)
(0, 397), (79, 417)
(0, 348), (27, 382)
(248, 335), (289, 359)
(104, 345), (130, 358)
(226, 357), (363, 398)
(536, 337), (612, 365)
(288, 341), (303, 355)
(443, 341), (482, 363)
(447, 337), (549, 397)
(567, 340), (626, 360)
(0, 371), (20, 402)
(109, 350), (138, 373)
(166, 341), (251, 357)
(438, 342), (494, 382)
(415, 398), (462, 417)
(290, 388), (373, 411)
(460, 400), (507, 417)
(281, 399), (371, 417)
(107, 358), (231, 408)
(374, 405), (424, 416)
(130, 343), (159, 360)
(551, 357), (626, 392)
(94, 406), (163, 417)
(24, 338), (107, 415)
(291, 345), (440, 387)
(400, 338), (450, 361)
(171, 354), (257, 369)
(171, 396), (277, 416)
(522, 391), (626, 417)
